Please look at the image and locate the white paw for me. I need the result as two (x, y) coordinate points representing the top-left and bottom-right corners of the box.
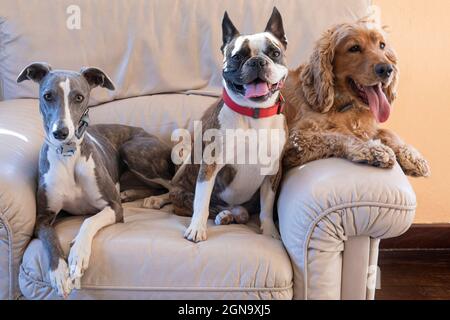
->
(142, 195), (167, 209)
(214, 210), (234, 225)
(260, 220), (281, 240)
(184, 221), (208, 242)
(49, 258), (73, 299)
(68, 237), (92, 288)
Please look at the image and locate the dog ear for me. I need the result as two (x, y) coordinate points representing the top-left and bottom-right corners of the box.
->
(384, 47), (399, 103)
(80, 67), (115, 90)
(300, 29), (336, 113)
(17, 62), (52, 83)
(221, 11), (240, 53)
(265, 7), (288, 49)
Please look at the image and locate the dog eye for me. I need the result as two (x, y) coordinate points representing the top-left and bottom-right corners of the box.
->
(349, 45), (361, 53)
(380, 42), (386, 49)
(272, 50), (281, 58)
(75, 94), (84, 103)
(43, 93), (53, 101)
(232, 54), (242, 62)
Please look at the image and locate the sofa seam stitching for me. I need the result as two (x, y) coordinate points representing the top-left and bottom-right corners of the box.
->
(300, 202), (416, 300)
(19, 265), (293, 294)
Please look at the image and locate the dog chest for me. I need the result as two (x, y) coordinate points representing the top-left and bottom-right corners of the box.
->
(43, 149), (107, 215)
(216, 106), (286, 205)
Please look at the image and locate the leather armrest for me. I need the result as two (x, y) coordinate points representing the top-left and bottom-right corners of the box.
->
(0, 99), (42, 299)
(277, 158), (416, 299)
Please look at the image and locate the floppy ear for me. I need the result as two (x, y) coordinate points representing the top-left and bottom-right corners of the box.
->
(265, 7), (288, 49)
(384, 47), (399, 103)
(80, 67), (115, 90)
(17, 62), (52, 83)
(300, 29), (336, 113)
(221, 11), (240, 53)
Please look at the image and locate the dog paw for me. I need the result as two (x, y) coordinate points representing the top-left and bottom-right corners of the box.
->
(184, 221), (208, 242)
(120, 190), (134, 203)
(260, 219), (281, 240)
(354, 140), (396, 169)
(49, 258), (73, 299)
(142, 195), (169, 209)
(68, 237), (92, 288)
(215, 210), (234, 225)
(398, 145), (431, 177)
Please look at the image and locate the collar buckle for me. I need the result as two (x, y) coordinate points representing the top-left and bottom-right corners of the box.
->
(252, 108), (260, 119)
(57, 142), (77, 157)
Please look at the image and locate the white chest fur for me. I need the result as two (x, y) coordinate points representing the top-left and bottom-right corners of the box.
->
(217, 105), (286, 205)
(43, 148), (107, 215)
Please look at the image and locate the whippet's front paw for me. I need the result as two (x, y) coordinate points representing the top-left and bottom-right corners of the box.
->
(353, 140), (396, 169)
(49, 258), (73, 299)
(397, 145), (431, 177)
(260, 220), (281, 240)
(142, 195), (169, 209)
(184, 221), (208, 242)
(120, 190), (135, 203)
(68, 237), (92, 288)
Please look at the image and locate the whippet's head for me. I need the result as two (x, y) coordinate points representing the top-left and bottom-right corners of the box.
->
(17, 62), (115, 146)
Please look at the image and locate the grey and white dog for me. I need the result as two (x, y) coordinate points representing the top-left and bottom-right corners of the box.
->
(17, 63), (173, 298)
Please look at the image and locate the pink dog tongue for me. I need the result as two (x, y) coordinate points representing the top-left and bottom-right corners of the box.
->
(364, 84), (391, 123)
(244, 82), (270, 99)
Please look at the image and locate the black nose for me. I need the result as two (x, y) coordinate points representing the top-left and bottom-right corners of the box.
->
(374, 63), (394, 79)
(53, 127), (69, 140)
(248, 57), (268, 68)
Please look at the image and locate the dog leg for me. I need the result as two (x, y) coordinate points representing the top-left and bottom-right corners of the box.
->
(36, 190), (73, 298)
(259, 175), (281, 239)
(377, 129), (430, 177)
(120, 189), (155, 202)
(214, 210), (234, 225)
(68, 204), (117, 287)
(185, 163), (223, 242)
(214, 205), (250, 225)
(284, 131), (396, 169)
(142, 192), (171, 209)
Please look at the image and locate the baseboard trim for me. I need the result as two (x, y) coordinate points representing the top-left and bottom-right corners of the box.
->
(380, 224), (450, 249)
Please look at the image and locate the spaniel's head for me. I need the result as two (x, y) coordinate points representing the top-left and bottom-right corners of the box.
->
(301, 19), (399, 123)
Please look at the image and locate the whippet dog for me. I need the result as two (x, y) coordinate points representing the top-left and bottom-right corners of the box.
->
(17, 63), (173, 298)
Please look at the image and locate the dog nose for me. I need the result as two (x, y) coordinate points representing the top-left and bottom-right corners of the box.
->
(53, 127), (69, 140)
(248, 57), (268, 68)
(374, 63), (393, 79)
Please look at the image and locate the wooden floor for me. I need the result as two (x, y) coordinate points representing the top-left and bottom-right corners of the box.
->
(376, 249), (450, 300)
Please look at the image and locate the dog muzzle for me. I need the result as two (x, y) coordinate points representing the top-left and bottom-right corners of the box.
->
(56, 110), (90, 157)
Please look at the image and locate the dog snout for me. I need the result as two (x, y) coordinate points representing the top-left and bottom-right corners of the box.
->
(52, 126), (69, 141)
(247, 57), (268, 69)
(374, 63), (393, 79)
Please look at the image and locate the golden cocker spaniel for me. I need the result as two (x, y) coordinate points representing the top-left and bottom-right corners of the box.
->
(282, 19), (430, 177)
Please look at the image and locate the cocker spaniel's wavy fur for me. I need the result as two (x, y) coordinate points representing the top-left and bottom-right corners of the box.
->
(282, 19), (430, 177)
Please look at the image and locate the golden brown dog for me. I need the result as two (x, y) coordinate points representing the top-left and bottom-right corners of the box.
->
(282, 19), (430, 177)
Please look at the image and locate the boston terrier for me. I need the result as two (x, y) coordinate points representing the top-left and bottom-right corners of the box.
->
(169, 7), (289, 242)
(17, 63), (173, 297)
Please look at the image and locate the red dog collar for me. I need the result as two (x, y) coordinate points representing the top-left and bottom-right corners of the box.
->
(222, 89), (285, 119)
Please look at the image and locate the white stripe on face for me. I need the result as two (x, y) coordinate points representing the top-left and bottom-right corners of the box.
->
(231, 36), (246, 56)
(58, 78), (75, 139)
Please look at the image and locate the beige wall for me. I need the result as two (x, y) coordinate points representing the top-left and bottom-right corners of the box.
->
(374, 0), (450, 223)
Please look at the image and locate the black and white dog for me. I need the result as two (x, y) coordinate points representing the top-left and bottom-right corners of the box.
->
(169, 8), (289, 242)
(17, 63), (173, 297)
